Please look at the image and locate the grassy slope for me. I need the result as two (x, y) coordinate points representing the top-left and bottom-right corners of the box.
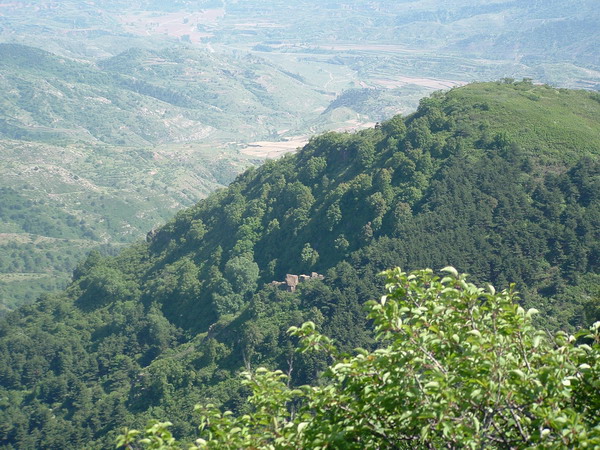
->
(444, 82), (600, 162)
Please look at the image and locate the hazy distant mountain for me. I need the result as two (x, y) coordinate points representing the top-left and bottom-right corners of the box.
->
(1, 0), (598, 86)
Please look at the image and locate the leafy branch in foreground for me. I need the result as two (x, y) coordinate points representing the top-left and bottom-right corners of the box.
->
(119, 267), (600, 449)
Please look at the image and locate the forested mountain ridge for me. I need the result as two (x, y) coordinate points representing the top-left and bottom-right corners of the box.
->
(0, 41), (342, 311)
(3, 0), (600, 313)
(0, 81), (599, 448)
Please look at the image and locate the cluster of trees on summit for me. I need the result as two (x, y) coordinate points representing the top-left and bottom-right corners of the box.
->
(0, 81), (599, 448)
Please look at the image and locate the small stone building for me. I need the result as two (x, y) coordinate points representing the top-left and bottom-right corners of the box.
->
(270, 272), (324, 292)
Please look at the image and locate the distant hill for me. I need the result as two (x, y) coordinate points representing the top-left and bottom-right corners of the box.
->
(1, 1), (599, 89)
(0, 43), (387, 311)
(0, 82), (598, 448)
(4, 0), (596, 74)
(0, 43), (332, 145)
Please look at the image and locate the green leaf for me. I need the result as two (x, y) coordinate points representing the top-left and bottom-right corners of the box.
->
(470, 389), (481, 399)
(441, 266), (458, 277)
(468, 329), (482, 338)
(297, 422), (309, 434)
(511, 369), (526, 379)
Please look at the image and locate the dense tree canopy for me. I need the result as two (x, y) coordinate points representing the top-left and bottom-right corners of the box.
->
(120, 267), (600, 449)
(1, 82), (599, 448)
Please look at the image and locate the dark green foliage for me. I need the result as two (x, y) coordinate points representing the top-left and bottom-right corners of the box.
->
(0, 187), (90, 239)
(1, 82), (600, 447)
(123, 268), (600, 449)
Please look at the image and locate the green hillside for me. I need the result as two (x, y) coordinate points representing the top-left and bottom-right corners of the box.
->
(2, 0), (600, 312)
(0, 81), (599, 447)
(0, 135), (254, 310)
(0, 43), (360, 311)
(0, 43), (330, 145)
